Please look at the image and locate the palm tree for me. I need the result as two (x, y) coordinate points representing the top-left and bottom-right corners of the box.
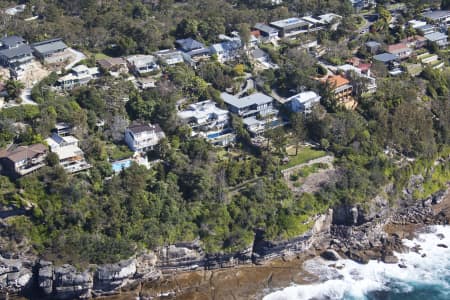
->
(5, 79), (25, 101)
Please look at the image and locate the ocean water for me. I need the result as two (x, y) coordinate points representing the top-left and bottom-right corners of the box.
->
(264, 225), (450, 300)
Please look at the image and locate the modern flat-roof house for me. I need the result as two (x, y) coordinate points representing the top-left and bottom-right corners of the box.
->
(221, 92), (276, 118)
(126, 55), (159, 76)
(97, 57), (128, 74)
(57, 65), (100, 90)
(177, 100), (235, 146)
(422, 10), (450, 27)
(124, 123), (165, 153)
(286, 91), (321, 113)
(31, 38), (70, 64)
(52, 122), (73, 137)
(0, 144), (48, 177)
(0, 36), (33, 71)
(175, 38), (210, 62)
(45, 133), (91, 174)
(253, 23), (279, 41)
(154, 49), (184, 65)
(350, 0), (375, 10)
(416, 24), (437, 35)
(424, 32), (449, 48)
(387, 43), (412, 60)
(270, 17), (311, 37)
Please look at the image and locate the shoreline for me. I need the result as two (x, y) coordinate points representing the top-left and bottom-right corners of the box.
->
(98, 188), (450, 300)
(3, 188), (449, 300)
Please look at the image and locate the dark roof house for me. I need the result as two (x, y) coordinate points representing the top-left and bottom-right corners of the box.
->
(0, 36), (33, 70)
(0, 144), (48, 177)
(31, 38), (68, 59)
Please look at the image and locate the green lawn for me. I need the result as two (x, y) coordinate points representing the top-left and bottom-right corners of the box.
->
(283, 147), (327, 169)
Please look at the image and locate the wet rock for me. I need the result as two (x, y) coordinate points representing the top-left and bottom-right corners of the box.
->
(398, 263), (407, 268)
(53, 264), (92, 299)
(437, 244), (448, 248)
(321, 249), (340, 261)
(421, 253), (427, 258)
(382, 255), (399, 264)
(37, 260), (53, 295)
(94, 259), (137, 294)
(436, 233), (445, 240)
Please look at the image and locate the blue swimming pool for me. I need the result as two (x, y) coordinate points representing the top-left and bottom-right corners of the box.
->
(207, 129), (232, 139)
(111, 159), (132, 172)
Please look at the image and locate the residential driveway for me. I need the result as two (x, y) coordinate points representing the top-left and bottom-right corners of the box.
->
(236, 77), (254, 97)
(65, 48), (86, 70)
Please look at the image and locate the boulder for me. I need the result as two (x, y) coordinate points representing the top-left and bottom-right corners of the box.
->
(321, 249), (341, 261)
(53, 264), (92, 299)
(38, 260), (53, 295)
(398, 263), (407, 268)
(437, 244), (448, 248)
(382, 255), (399, 264)
(94, 259), (137, 293)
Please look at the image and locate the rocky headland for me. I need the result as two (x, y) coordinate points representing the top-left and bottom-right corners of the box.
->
(1, 182), (449, 299)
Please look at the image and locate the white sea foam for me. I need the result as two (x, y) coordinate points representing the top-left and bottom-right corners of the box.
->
(264, 225), (450, 300)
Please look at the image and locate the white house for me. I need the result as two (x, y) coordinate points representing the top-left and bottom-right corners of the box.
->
(286, 91), (321, 113)
(178, 100), (229, 134)
(57, 65), (100, 89)
(45, 133), (91, 173)
(124, 123), (165, 153)
(126, 55), (159, 76)
(177, 100), (235, 146)
(154, 49), (184, 65)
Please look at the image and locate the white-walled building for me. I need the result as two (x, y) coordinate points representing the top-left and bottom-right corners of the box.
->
(286, 91), (321, 113)
(57, 65), (100, 89)
(124, 123), (165, 153)
(45, 133), (91, 173)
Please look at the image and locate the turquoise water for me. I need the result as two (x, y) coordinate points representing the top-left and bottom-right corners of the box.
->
(111, 159), (132, 172)
(264, 226), (450, 300)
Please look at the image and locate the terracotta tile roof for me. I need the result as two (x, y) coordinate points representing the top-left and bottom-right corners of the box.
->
(387, 43), (409, 53)
(251, 30), (261, 38)
(0, 144), (47, 163)
(325, 75), (350, 88)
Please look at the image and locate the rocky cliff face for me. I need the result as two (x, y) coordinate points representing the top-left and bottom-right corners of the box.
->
(0, 181), (448, 299)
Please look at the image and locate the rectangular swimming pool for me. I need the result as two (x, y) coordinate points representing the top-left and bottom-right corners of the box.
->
(111, 159), (132, 172)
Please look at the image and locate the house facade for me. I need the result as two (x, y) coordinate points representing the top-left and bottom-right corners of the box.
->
(424, 32), (449, 48)
(270, 18), (311, 38)
(57, 65), (100, 89)
(177, 100), (235, 146)
(0, 144), (48, 177)
(126, 55), (159, 76)
(221, 92), (276, 118)
(124, 123), (165, 153)
(0, 36), (33, 71)
(286, 91), (321, 113)
(45, 133), (91, 173)
(175, 38), (210, 62)
(387, 43), (412, 59)
(31, 38), (70, 64)
(154, 49), (184, 65)
(253, 23), (279, 42)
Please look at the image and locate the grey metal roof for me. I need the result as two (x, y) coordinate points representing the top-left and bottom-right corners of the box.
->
(0, 36), (25, 48)
(373, 52), (398, 62)
(221, 92), (273, 109)
(424, 32), (448, 42)
(0, 44), (32, 59)
(252, 48), (267, 59)
(421, 10), (450, 21)
(365, 41), (381, 47)
(254, 23), (279, 34)
(176, 38), (205, 52)
(31, 39), (67, 55)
